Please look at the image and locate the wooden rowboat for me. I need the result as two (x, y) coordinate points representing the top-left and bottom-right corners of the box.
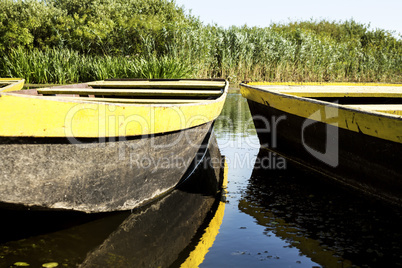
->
(240, 82), (402, 206)
(0, 79), (228, 213)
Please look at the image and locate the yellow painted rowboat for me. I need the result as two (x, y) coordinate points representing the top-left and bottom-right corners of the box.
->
(0, 79), (228, 212)
(240, 81), (402, 206)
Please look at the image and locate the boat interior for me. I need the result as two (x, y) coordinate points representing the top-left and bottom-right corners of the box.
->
(255, 84), (402, 116)
(1, 79), (227, 104)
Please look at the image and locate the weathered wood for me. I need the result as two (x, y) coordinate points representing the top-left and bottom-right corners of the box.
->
(345, 104), (402, 116)
(255, 85), (402, 98)
(88, 80), (226, 89)
(247, 99), (402, 206)
(241, 81), (402, 207)
(37, 88), (223, 97)
(62, 96), (205, 104)
(0, 122), (214, 213)
(0, 79), (228, 213)
(0, 79), (228, 137)
(241, 83), (402, 144)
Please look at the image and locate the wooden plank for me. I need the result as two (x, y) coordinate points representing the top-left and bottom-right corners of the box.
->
(345, 104), (402, 110)
(345, 104), (402, 116)
(258, 86), (402, 98)
(37, 88), (223, 97)
(63, 97), (204, 104)
(0, 80), (20, 83)
(88, 80), (226, 89)
(255, 85), (402, 98)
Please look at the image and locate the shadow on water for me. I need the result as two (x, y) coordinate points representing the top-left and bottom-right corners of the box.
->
(0, 135), (227, 268)
(240, 148), (402, 267)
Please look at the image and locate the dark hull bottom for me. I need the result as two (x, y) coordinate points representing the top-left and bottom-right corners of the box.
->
(0, 122), (213, 213)
(247, 100), (402, 206)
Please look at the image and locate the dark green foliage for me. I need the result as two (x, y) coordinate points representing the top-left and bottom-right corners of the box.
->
(0, 0), (401, 83)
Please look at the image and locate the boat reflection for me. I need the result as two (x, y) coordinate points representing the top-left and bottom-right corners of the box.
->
(239, 148), (402, 267)
(0, 134), (227, 268)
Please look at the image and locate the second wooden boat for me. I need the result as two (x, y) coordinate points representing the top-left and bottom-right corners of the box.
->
(240, 82), (402, 206)
(0, 79), (228, 213)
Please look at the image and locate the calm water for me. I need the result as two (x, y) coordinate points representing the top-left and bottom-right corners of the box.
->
(1, 92), (402, 267)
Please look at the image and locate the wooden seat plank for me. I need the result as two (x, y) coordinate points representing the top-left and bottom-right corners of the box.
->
(88, 80), (226, 89)
(38, 88), (222, 97)
(61, 97), (204, 104)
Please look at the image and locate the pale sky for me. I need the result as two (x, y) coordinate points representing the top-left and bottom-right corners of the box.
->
(174, 0), (402, 36)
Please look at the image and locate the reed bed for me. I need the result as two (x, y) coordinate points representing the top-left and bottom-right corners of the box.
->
(0, 48), (192, 84)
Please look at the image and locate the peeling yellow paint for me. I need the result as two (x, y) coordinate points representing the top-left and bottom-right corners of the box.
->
(0, 81), (227, 138)
(240, 82), (402, 143)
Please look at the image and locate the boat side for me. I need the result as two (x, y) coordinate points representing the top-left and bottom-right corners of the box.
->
(0, 122), (214, 213)
(240, 82), (402, 206)
(240, 82), (402, 143)
(0, 79), (228, 137)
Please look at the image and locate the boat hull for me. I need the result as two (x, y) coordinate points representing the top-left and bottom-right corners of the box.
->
(0, 122), (213, 213)
(247, 99), (402, 206)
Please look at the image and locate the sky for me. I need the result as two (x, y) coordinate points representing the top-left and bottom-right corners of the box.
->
(174, 0), (402, 36)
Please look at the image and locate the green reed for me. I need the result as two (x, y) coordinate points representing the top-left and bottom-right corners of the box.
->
(0, 47), (193, 84)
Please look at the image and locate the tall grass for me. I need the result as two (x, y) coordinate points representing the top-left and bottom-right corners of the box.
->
(165, 24), (402, 83)
(0, 47), (193, 83)
(185, 26), (402, 83)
